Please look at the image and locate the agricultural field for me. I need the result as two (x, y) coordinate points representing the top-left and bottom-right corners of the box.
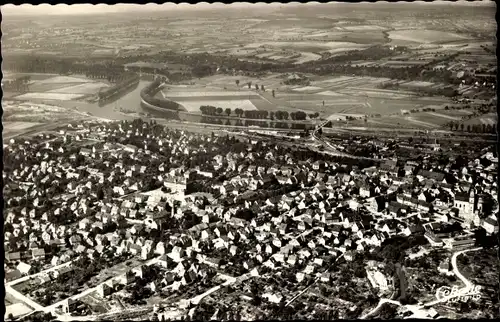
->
(292, 86), (323, 92)
(3, 121), (43, 131)
(388, 29), (471, 44)
(49, 82), (110, 95)
(36, 75), (94, 84)
(3, 121), (43, 138)
(163, 90), (257, 98)
(179, 100), (258, 112)
(313, 76), (392, 89)
(382, 61), (429, 68)
(335, 88), (418, 100)
(2, 100), (90, 126)
(193, 74), (284, 90)
(241, 40), (369, 58)
(346, 107), (476, 130)
(9, 73), (110, 102)
(462, 113), (497, 126)
(165, 73), (454, 119)
(357, 116), (441, 130)
(15, 92), (86, 101)
(251, 17), (337, 30)
(293, 52), (322, 64)
(339, 25), (388, 32)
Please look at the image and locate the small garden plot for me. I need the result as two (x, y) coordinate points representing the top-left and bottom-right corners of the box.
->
(50, 82), (109, 94)
(15, 92), (85, 101)
(4, 303), (33, 319)
(37, 75), (93, 84)
(179, 100), (258, 112)
(79, 293), (111, 314)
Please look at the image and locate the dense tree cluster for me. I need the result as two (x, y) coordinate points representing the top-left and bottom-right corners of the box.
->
(198, 106), (311, 122)
(2, 75), (31, 92)
(98, 73), (140, 102)
(140, 80), (182, 112)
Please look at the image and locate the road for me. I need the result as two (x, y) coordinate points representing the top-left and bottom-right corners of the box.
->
(5, 255), (162, 319)
(310, 119), (378, 161)
(421, 247), (482, 308)
(322, 126), (496, 143)
(360, 298), (402, 319)
(5, 284), (46, 312)
(6, 259), (77, 287)
(360, 247), (483, 319)
(190, 274), (239, 305)
(285, 252), (345, 307)
(451, 247), (481, 290)
(69, 231), (322, 321)
(3, 121), (73, 141)
(60, 271), (245, 321)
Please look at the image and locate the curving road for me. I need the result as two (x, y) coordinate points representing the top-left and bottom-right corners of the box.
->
(360, 298), (402, 319)
(421, 247), (482, 308)
(451, 247), (481, 290)
(361, 247), (483, 319)
(310, 120), (380, 161)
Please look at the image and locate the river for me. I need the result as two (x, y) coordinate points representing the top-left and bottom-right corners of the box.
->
(74, 80), (151, 121)
(12, 78), (315, 131)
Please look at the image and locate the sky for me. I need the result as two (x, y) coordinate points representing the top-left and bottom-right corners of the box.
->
(1, 1), (495, 16)
(1, 3), (282, 16)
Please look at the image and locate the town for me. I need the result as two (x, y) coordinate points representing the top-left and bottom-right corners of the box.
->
(2, 2), (498, 321)
(4, 117), (498, 321)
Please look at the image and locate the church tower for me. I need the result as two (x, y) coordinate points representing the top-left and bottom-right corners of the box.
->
(466, 188), (476, 223)
(469, 188), (475, 211)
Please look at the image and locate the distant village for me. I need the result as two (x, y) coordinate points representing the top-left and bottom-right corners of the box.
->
(3, 118), (498, 320)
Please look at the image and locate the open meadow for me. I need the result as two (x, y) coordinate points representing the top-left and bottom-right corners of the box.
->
(9, 73), (110, 102)
(159, 73), (454, 119)
(388, 29), (471, 44)
(15, 92), (86, 101)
